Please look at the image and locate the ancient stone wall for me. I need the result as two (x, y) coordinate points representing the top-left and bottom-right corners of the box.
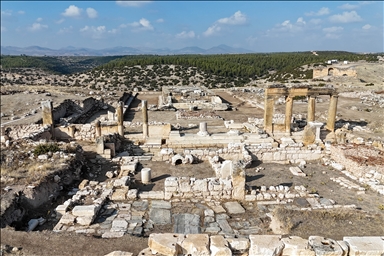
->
(313, 67), (357, 78)
(6, 124), (52, 141)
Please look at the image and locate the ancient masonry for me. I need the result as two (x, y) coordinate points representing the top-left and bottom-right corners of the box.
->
(313, 66), (358, 78)
(1, 85), (383, 255)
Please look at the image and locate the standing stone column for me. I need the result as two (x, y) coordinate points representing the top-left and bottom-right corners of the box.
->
(41, 100), (53, 126)
(116, 101), (124, 136)
(95, 120), (101, 137)
(197, 122), (209, 136)
(142, 100), (149, 138)
(284, 96), (293, 133)
(41, 100), (54, 139)
(263, 96), (275, 133)
(307, 96), (316, 122)
(326, 95), (338, 131)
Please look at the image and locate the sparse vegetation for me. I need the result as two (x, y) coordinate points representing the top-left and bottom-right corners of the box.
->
(33, 143), (60, 155)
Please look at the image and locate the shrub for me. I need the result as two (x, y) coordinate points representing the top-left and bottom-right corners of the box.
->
(33, 143), (60, 155)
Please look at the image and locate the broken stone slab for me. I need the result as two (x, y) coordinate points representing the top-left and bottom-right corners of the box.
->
(174, 213), (201, 234)
(223, 201), (246, 214)
(111, 187), (129, 201)
(343, 236), (384, 256)
(101, 231), (125, 238)
(211, 205), (226, 214)
(111, 219), (128, 232)
(58, 213), (76, 225)
(181, 234), (210, 256)
(331, 162), (345, 171)
(148, 233), (185, 256)
(289, 166), (306, 177)
(249, 235), (285, 256)
(282, 236), (315, 256)
(210, 235), (232, 256)
(127, 189), (138, 200)
(72, 205), (100, 217)
(308, 236), (344, 256)
(76, 216), (94, 226)
(216, 219), (234, 235)
(113, 176), (130, 187)
(151, 200), (172, 209)
(103, 251), (133, 256)
(149, 208), (171, 225)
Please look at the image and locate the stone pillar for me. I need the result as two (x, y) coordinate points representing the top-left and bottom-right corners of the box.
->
(95, 120), (101, 137)
(197, 122), (209, 136)
(142, 100), (149, 138)
(41, 100), (53, 126)
(232, 164), (245, 200)
(284, 96), (293, 133)
(263, 96), (274, 133)
(308, 122), (323, 143)
(326, 95), (338, 131)
(116, 101), (124, 136)
(307, 96), (316, 122)
(141, 168), (151, 184)
(158, 95), (163, 108)
(96, 136), (104, 154)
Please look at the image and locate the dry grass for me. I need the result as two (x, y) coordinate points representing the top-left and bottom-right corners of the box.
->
(272, 206), (384, 240)
(1, 159), (65, 185)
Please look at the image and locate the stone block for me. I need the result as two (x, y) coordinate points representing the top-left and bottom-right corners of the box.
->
(181, 234), (210, 256)
(72, 205), (99, 217)
(78, 179), (89, 190)
(249, 235), (285, 256)
(210, 235), (232, 256)
(226, 237), (250, 254)
(151, 200), (172, 209)
(193, 179), (208, 192)
(127, 189), (138, 200)
(113, 176), (130, 187)
(76, 216), (94, 226)
(289, 166), (306, 177)
(309, 236), (344, 256)
(59, 213), (76, 225)
(104, 251), (133, 256)
(343, 236), (384, 256)
(282, 236), (315, 256)
(102, 231), (125, 238)
(149, 208), (171, 225)
(165, 177), (178, 187)
(111, 219), (128, 232)
(111, 187), (129, 201)
(223, 201), (245, 214)
(55, 204), (68, 217)
(148, 233), (184, 256)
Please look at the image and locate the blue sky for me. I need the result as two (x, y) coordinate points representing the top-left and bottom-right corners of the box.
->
(1, 1), (383, 52)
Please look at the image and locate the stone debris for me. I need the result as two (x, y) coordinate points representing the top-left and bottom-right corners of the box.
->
(289, 166), (306, 177)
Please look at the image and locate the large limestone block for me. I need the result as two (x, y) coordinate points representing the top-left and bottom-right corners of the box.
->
(181, 234), (210, 256)
(72, 205), (99, 217)
(148, 233), (184, 256)
(149, 208), (171, 224)
(343, 236), (384, 256)
(308, 236), (344, 256)
(226, 237), (250, 254)
(249, 235), (285, 256)
(282, 236), (315, 256)
(223, 201), (245, 214)
(210, 235), (232, 256)
(111, 187), (129, 201)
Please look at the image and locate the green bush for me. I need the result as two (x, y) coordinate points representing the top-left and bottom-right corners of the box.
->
(33, 143), (61, 155)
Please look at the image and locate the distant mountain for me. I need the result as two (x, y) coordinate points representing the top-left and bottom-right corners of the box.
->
(0, 44), (254, 56)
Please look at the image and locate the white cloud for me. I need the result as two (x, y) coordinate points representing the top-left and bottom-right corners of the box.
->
(80, 25), (107, 38)
(362, 24), (371, 30)
(339, 3), (359, 10)
(323, 26), (344, 39)
(217, 11), (247, 25)
(175, 30), (195, 39)
(116, 1), (151, 7)
(309, 18), (322, 25)
(58, 26), (73, 34)
(1, 10), (12, 17)
(329, 11), (362, 23)
(62, 5), (82, 18)
(203, 11), (247, 37)
(28, 22), (48, 32)
(156, 18), (164, 23)
(56, 19), (65, 24)
(36, 17), (43, 22)
(305, 7), (330, 16)
(323, 26), (344, 33)
(120, 18), (153, 31)
(1, 26), (7, 32)
(296, 17), (306, 25)
(203, 24), (221, 36)
(18, 10), (25, 15)
(86, 8), (98, 19)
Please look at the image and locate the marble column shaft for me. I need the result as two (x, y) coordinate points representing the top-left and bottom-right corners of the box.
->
(264, 96), (275, 133)
(142, 100), (149, 138)
(285, 96), (293, 133)
(307, 96), (316, 122)
(326, 95), (338, 131)
(116, 101), (124, 136)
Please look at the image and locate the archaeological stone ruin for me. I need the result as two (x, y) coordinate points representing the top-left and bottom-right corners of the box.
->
(1, 84), (383, 256)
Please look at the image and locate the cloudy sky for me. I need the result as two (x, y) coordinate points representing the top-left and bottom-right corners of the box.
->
(1, 1), (383, 52)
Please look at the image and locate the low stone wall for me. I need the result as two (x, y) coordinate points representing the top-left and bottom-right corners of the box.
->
(6, 124), (51, 141)
(164, 177), (233, 201)
(145, 233), (384, 256)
